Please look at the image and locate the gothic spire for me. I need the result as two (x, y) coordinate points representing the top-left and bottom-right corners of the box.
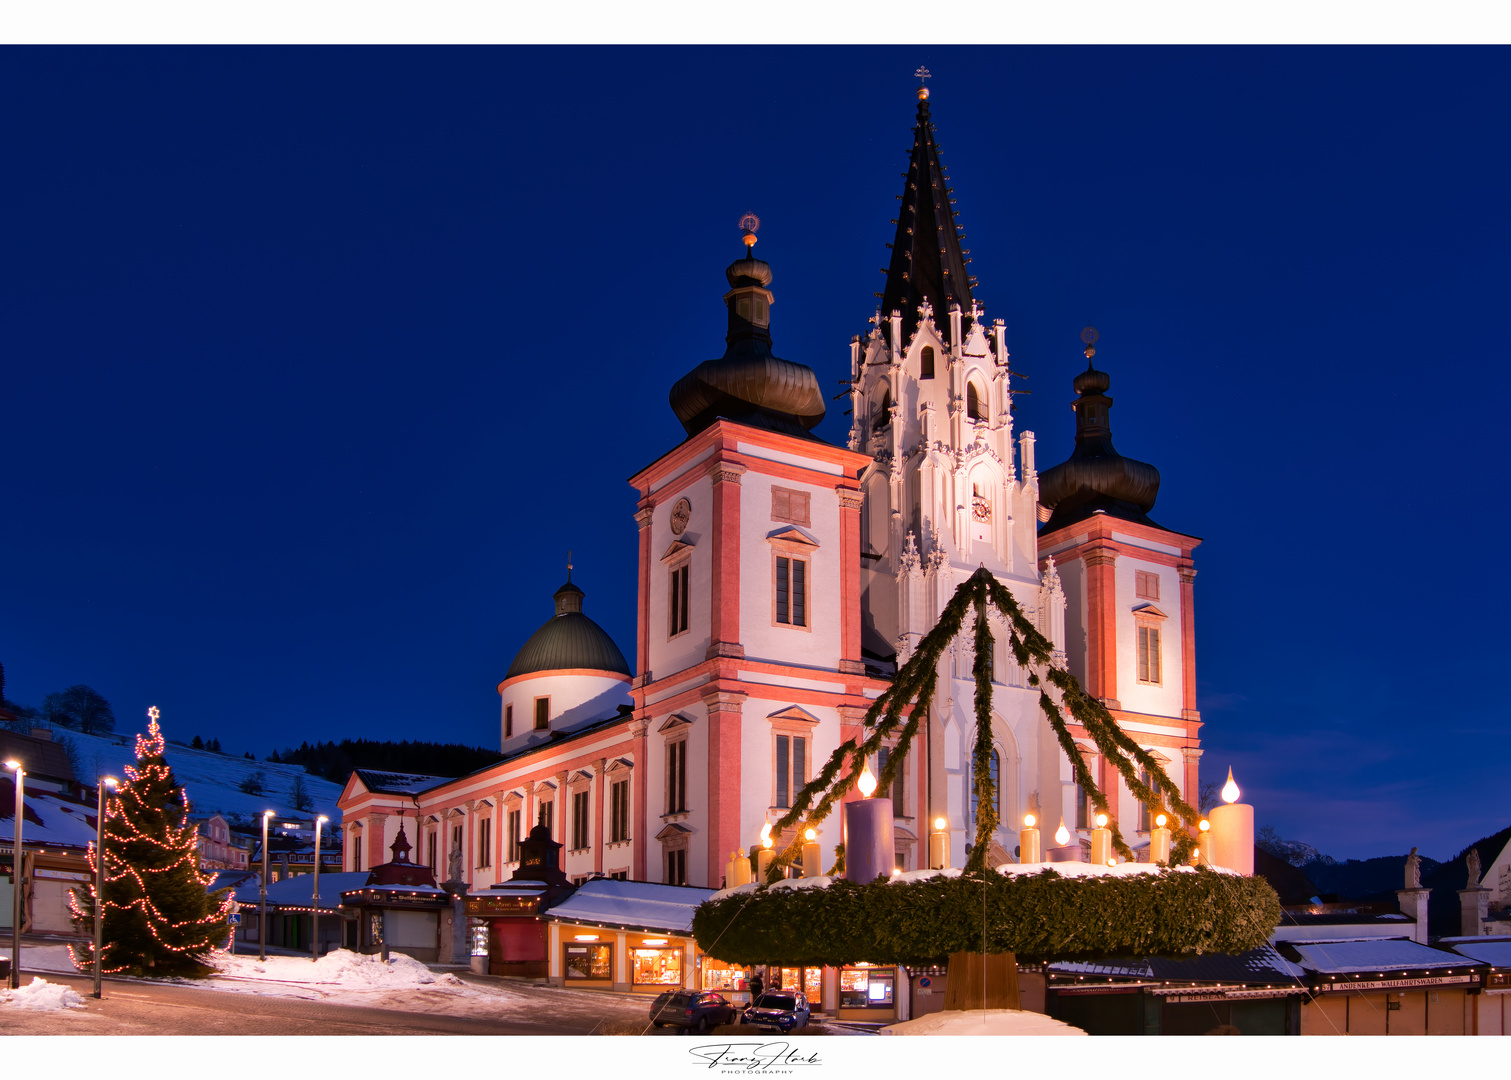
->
(879, 79), (976, 347)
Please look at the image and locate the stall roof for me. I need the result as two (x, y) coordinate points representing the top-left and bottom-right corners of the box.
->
(545, 877), (715, 934)
(232, 871), (371, 911)
(1440, 938), (1511, 968)
(1050, 944), (1304, 984)
(1285, 937), (1486, 974)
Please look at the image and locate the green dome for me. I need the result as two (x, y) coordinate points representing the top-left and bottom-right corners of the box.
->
(504, 580), (630, 680)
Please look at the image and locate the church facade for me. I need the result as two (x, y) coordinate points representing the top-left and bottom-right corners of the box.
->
(338, 85), (1203, 904)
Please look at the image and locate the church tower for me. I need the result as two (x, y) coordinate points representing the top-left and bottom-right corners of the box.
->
(628, 223), (873, 887)
(851, 82), (1064, 867)
(1036, 334), (1203, 828)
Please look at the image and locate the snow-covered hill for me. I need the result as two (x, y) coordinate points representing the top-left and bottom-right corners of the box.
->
(48, 727), (344, 825)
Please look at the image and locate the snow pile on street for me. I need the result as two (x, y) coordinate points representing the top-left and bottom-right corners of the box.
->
(211, 948), (465, 988)
(0, 977), (88, 1012)
(882, 1009), (1086, 1036)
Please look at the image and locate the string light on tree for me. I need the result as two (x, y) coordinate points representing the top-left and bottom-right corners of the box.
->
(68, 706), (232, 978)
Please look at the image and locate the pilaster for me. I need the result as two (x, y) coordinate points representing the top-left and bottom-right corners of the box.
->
(707, 460), (747, 661)
(703, 689), (746, 889)
(1082, 542), (1120, 708)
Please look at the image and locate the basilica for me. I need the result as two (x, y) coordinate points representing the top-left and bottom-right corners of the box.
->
(337, 84), (1203, 985)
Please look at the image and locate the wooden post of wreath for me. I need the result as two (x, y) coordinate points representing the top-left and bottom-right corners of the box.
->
(695, 564), (1239, 1015)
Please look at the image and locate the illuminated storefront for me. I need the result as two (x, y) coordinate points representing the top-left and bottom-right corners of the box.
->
(773, 966), (826, 1010)
(838, 963), (898, 1020)
(543, 878), (713, 994)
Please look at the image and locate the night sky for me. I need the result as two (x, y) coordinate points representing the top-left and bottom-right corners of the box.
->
(3, 47), (1505, 862)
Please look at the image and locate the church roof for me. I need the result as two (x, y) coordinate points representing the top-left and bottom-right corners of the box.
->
(879, 86), (977, 347)
(505, 579), (631, 680)
(1038, 340), (1164, 533)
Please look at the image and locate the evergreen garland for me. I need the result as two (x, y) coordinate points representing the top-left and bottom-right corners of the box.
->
(69, 712), (232, 978)
(764, 567), (1202, 881)
(693, 868), (1281, 967)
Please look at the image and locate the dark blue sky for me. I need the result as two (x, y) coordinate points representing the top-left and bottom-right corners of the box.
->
(3, 47), (1505, 861)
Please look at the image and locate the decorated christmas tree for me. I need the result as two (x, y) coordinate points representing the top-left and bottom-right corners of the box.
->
(69, 707), (232, 978)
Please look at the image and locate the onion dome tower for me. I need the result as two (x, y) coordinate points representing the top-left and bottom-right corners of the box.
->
(879, 77), (977, 346)
(1037, 329), (1162, 532)
(668, 215), (826, 438)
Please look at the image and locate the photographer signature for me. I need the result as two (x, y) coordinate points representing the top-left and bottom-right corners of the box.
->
(688, 1042), (823, 1071)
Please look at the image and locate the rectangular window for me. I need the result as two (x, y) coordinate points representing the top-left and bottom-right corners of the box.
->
(478, 818), (492, 868)
(666, 847), (687, 886)
(878, 746), (904, 818)
(353, 838), (362, 872)
(669, 563), (690, 636)
(564, 943), (613, 980)
(572, 790), (590, 850)
(427, 832), (436, 872)
(1137, 626), (1162, 684)
(541, 800), (554, 835)
(534, 697), (550, 730)
(610, 779), (630, 843)
(666, 740), (687, 814)
(451, 823), (463, 864)
(771, 487), (811, 527)
(1138, 768), (1161, 832)
(504, 704), (513, 739)
(774, 734), (807, 808)
(775, 556), (807, 627)
(609, 870), (627, 881)
(507, 809), (521, 863)
(1135, 570), (1161, 601)
(1075, 784), (1089, 830)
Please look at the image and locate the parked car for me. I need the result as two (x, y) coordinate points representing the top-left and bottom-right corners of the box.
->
(743, 990), (811, 1032)
(649, 989), (740, 1033)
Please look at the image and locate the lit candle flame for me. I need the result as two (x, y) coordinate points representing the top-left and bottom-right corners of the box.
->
(1094, 813), (1108, 829)
(1022, 813), (1036, 829)
(1198, 819), (1210, 833)
(857, 762), (878, 798)
(804, 828), (816, 842)
(1055, 820), (1070, 846)
(759, 821), (772, 842)
(934, 816), (947, 832)
(1154, 813), (1167, 829)
(1221, 767), (1240, 804)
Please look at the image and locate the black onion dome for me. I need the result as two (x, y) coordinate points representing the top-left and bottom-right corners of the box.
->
(505, 580), (631, 680)
(669, 249), (825, 439)
(1038, 358), (1162, 532)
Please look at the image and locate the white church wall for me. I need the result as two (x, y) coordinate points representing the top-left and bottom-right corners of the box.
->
(500, 672), (630, 749)
(1114, 557), (1183, 719)
(649, 472), (714, 680)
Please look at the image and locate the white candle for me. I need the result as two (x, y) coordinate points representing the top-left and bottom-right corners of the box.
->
(1208, 769), (1253, 874)
(929, 817), (950, 869)
(1150, 814), (1172, 864)
(1019, 814), (1041, 864)
(802, 828), (822, 877)
(1089, 813), (1112, 865)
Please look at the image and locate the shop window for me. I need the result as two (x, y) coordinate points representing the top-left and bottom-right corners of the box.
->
(507, 809), (521, 863)
(840, 967), (895, 1009)
(571, 790), (590, 851)
(468, 919), (488, 957)
(534, 697), (550, 730)
(632, 946), (684, 987)
(775, 555), (807, 627)
(564, 942), (612, 980)
(610, 779), (630, 842)
(669, 561), (690, 637)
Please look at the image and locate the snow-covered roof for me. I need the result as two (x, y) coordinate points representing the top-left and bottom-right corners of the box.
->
(1287, 938), (1486, 974)
(353, 770), (452, 796)
(546, 878), (715, 933)
(0, 788), (98, 850)
(1440, 938), (1511, 968)
(232, 871), (372, 910)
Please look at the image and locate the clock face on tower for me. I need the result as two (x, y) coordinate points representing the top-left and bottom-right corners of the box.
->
(670, 498), (692, 535)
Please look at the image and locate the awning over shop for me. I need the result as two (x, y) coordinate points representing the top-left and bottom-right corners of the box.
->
(544, 878), (714, 934)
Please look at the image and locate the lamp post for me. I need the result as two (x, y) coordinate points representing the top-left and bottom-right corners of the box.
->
(92, 776), (119, 998)
(311, 815), (328, 961)
(5, 759), (24, 990)
(259, 810), (274, 962)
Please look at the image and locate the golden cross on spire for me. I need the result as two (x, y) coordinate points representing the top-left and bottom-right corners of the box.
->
(914, 66), (932, 102)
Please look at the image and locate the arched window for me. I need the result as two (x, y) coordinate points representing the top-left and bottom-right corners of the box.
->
(872, 383), (892, 432)
(968, 748), (1001, 828)
(919, 346), (935, 379)
(1138, 765), (1162, 832)
(967, 381), (985, 421)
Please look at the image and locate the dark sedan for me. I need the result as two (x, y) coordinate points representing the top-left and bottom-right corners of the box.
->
(743, 990), (811, 1032)
(649, 990), (740, 1033)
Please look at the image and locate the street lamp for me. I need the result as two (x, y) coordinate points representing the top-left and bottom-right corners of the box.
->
(260, 810), (274, 962)
(312, 815), (328, 962)
(5, 759), (24, 990)
(92, 776), (118, 998)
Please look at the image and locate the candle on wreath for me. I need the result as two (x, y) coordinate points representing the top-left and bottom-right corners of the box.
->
(757, 835), (775, 880)
(1150, 813), (1172, 864)
(1207, 769), (1254, 875)
(843, 762), (895, 884)
(928, 816), (950, 870)
(1019, 813), (1041, 864)
(1089, 812), (1112, 866)
(802, 828), (822, 877)
(1191, 818), (1211, 865)
(732, 848), (752, 886)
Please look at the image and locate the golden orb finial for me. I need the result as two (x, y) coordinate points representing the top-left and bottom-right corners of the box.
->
(1081, 325), (1099, 360)
(915, 65), (931, 101)
(739, 211), (760, 250)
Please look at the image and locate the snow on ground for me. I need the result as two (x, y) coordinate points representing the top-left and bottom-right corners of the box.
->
(882, 1009), (1087, 1036)
(1, 943), (83, 974)
(0, 976), (88, 1011)
(48, 727), (344, 822)
(207, 948), (466, 990)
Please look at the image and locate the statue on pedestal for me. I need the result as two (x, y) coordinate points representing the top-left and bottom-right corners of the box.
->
(1406, 847), (1421, 889)
(1467, 848), (1482, 888)
(448, 844), (464, 884)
